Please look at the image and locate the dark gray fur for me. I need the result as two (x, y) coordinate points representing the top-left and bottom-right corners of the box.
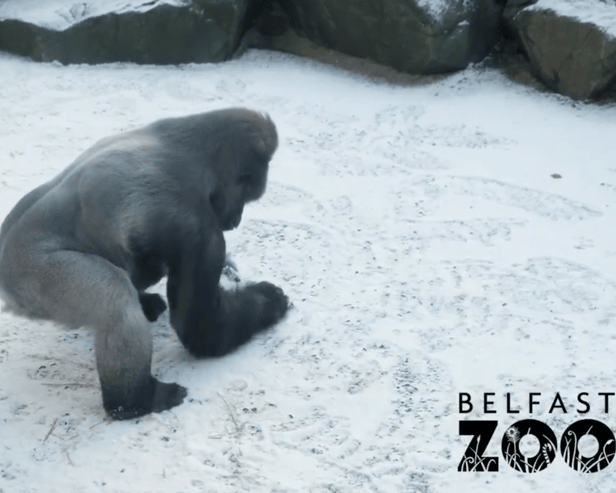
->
(0, 108), (289, 420)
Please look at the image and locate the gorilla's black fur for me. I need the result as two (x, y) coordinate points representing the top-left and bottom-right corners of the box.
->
(0, 108), (289, 419)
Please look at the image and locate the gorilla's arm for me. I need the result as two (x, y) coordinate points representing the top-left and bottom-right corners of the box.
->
(165, 215), (288, 358)
(134, 254), (240, 324)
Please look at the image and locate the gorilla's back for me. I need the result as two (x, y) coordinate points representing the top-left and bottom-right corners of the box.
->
(0, 127), (166, 304)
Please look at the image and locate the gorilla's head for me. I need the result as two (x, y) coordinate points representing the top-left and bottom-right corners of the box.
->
(208, 110), (278, 231)
(210, 167), (266, 230)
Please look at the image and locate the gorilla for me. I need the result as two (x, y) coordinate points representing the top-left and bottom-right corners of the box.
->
(0, 108), (290, 420)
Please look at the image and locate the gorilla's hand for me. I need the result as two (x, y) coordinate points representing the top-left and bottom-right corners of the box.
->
(139, 293), (168, 322)
(175, 280), (290, 358)
(246, 281), (290, 329)
(221, 255), (241, 283)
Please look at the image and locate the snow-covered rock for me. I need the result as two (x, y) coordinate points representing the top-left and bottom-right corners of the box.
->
(504, 0), (616, 99)
(278, 0), (504, 74)
(0, 0), (250, 64)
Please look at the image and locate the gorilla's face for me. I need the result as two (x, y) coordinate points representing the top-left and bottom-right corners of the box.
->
(210, 164), (267, 231)
(210, 186), (244, 231)
(221, 201), (244, 231)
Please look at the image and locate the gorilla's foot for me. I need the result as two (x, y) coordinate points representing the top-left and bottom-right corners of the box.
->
(104, 377), (187, 420)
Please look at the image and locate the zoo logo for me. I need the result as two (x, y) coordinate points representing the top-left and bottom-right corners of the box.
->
(459, 419), (616, 473)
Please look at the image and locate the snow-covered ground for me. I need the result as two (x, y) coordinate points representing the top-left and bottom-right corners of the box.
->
(1, 48), (616, 492)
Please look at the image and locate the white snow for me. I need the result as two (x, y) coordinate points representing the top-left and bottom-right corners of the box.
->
(1, 47), (616, 492)
(415, 0), (474, 23)
(415, 0), (451, 21)
(0, 0), (480, 29)
(0, 0), (187, 30)
(527, 0), (616, 38)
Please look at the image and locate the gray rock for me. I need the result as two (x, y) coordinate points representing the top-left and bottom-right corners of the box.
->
(276, 0), (505, 74)
(0, 0), (250, 64)
(503, 0), (616, 100)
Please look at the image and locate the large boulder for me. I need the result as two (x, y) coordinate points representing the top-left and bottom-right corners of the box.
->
(275, 0), (505, 74)
(503, 0), (616, 100)
(0, 0), (252, 64)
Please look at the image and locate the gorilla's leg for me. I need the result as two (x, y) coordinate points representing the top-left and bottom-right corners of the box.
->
(6, 249), (186, 419)
(0, 181), (56, 239)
